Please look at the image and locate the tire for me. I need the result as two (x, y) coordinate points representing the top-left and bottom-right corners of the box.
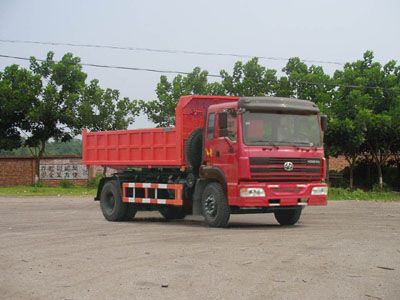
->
(100, 180), (136, 221)
(159, 206), (186, 220)
(185, 128), (203, 171)
(123, 204), (137, 221)
(202, 182), (230, 228)
(274, 208), (302, 225)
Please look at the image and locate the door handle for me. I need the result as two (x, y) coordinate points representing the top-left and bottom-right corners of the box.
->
(216, 151), (220, 158)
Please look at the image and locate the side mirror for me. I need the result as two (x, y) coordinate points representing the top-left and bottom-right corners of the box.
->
(219, 112), (228, 137)
(321, 115), (328, 131)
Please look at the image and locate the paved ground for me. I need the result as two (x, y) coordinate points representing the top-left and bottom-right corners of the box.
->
(0, 197), (399, 300)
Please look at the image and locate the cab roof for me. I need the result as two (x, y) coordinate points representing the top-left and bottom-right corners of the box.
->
(238, 97), (319, 113)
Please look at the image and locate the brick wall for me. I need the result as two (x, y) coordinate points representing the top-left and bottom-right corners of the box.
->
(329, 156), (348, 172)
(0, 155), (96, 187)
(0, 157), (36, 186)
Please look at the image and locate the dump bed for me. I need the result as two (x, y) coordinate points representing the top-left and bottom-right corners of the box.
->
(82, 95), (239, 168)
(83, 127), (180, 168)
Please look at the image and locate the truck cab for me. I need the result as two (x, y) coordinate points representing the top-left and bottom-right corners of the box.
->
(197, 97), (327, 226)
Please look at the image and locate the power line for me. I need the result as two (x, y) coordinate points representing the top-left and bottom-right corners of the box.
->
(0, 53), (389, 91)
(0, 39), (345, 66)
(0, 54), (221, 77)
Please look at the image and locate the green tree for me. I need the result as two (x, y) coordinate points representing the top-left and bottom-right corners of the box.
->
(141, 67), (223, 127)
(220, 57), (277, 96)
(280, 57), (333, 104)
(333, 51), (400, 189)
(274, 76), (292, 97)
(0, 139), (83, 156)
(390, 116), (400, 181)
(325, 116), (365, 189)
(0, 51), (139, 180)
(386, 61), (400, 179)
(0, 65), (41, 150)
(77, 79), (139, 131)
(24, 52), (87, 178)
(325, 88), (371, 188)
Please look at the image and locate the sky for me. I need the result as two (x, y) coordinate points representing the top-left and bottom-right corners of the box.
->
(0, 0), (399, 128)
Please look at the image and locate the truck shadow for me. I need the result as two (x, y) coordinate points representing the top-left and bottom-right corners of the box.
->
(128, 217), (304, 230)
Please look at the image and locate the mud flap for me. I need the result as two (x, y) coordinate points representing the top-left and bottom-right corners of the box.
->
(192, 179), (207, 215)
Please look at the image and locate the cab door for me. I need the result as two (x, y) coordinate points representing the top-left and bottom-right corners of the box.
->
(204, 112), (217, 165)
(213, 111), (238, 182)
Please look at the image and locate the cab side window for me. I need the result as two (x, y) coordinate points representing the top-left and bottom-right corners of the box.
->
(218, 111), (237, 141)
(207, 113), (215, 139)
(227, 113), (237, 141)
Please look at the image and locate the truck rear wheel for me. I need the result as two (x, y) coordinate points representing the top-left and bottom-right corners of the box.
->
(202, 182), (230, 228)
(185, 128), (203, 171)
(100, 180), (136, 221)
(123, 205), (137, 221)
(274, 208), (302, 225)
(159, 206), (186, 220)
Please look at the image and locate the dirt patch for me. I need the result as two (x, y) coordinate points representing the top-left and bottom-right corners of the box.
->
(0, 197), (399, 299)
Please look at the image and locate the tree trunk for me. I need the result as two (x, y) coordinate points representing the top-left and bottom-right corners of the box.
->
(34, 140), (46, 184)
(349, 165), (354, 190)
(397, 161), (400, 180)
(34, 156), (40, 184)
(376, 162), (383, 189)
(367, 163), (371, 187)
(397, 161), (400, 190)
(345, 156), (356, 190)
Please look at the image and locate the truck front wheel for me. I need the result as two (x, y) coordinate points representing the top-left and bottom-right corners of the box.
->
(202, 182), (230, 228)
(100, 180), (136, 221)
(274, 208), (302, 225)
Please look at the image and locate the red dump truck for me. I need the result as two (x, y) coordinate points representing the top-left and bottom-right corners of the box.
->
(83, 95), (328, 227)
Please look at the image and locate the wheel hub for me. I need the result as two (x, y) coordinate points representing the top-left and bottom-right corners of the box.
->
(104, 192), (115, 214)
(205, 194), (217, 217)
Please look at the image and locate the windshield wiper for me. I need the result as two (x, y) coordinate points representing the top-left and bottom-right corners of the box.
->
(248, 140), (315, 147)
(269, 141), (313, 147)
(293, 141), (313, 146)
(250, 140), (278, 146)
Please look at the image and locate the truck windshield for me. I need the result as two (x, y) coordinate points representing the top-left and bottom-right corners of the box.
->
(242, 112), (321, 147)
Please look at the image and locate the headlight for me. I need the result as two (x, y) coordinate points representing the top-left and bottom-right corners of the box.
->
(311, 186), (328, 195)
(240, 188), (265, 197)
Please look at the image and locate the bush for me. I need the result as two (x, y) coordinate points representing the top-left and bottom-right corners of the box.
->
(341, 158), (400, 191)
(59, 179), (74, 188)
(87, 174), (103, 188)
(32, 180), (44, 188)
(381, 164), (400, 191)
(328, 171), (348, 188)
(371, 182), (392, 192)
(342, 158), (375, 189)
(328, 187), (400, 201)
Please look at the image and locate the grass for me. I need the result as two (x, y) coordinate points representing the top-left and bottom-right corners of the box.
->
(0, 186), (399, 201)
(328, 187), (400, 201)
(0, 185), (96, 197)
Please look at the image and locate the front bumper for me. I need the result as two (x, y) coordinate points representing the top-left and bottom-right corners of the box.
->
(229, 182), (327, 207)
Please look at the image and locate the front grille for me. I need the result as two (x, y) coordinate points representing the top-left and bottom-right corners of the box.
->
(250, 168), (320, 173)
(249, 157), (322, 181)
